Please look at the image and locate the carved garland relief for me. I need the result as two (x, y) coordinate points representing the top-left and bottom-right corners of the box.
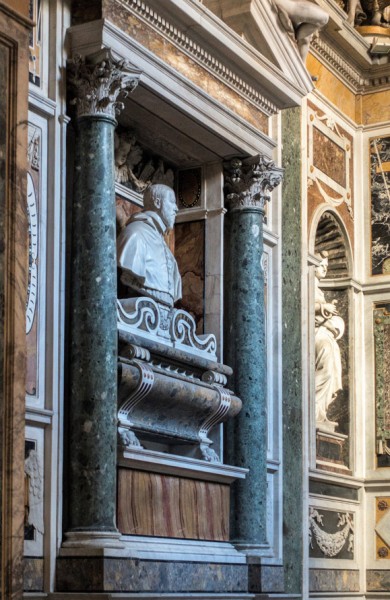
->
(309, 507), (354, 559)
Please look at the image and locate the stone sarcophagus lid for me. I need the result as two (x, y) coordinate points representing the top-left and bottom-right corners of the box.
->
(117, 296), (241, 462)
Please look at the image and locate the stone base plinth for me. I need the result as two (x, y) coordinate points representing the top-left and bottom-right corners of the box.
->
(55, 557), (248, 593)
(316, 429), (351, 475)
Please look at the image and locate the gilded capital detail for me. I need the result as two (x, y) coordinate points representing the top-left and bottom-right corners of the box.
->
(67, 48), (141, 119)
(224, 155), (284, 212)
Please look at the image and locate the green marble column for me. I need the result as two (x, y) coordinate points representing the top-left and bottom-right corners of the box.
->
(224, 156), (283, 553)
(281, 107), (303, 594)
(65, 49), (140, 548)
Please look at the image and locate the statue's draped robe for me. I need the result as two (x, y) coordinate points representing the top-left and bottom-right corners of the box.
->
(117, 211), (182, 307)
(314, 281), (343, 423)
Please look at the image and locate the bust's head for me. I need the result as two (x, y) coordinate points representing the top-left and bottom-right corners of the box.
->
(144, 184), (178, 230)
(315, 251), (329, 280)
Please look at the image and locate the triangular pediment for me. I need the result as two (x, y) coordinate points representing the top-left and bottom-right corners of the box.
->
(201, 0), (314, 102)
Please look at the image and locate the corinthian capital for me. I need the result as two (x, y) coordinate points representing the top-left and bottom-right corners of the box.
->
(67, 48), (141, 119)
(224, 155), (284, 212)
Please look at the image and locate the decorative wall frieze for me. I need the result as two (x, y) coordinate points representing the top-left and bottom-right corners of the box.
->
(115, 0), (278, 115)
(67, 48), (141, 119)
(309, 507), (354, 558)
(223, 155), (284, 212)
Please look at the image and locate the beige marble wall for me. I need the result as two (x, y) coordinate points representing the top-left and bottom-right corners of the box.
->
(0, 5), (31, 598)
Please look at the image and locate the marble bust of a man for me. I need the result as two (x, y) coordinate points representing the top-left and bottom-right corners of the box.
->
(117, 184), (182, 307)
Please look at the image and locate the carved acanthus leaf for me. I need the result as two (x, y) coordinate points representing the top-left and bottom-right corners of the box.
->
(68, 49), (141, 119)
(224, 155), (283, 212)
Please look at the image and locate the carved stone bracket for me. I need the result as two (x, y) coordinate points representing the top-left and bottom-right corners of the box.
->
(223, 155), (284, 212)
(199, 386), (232, 463)
(67, 48), (141, 119)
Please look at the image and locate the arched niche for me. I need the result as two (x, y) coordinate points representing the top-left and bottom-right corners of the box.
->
(311, 209), (353, 474)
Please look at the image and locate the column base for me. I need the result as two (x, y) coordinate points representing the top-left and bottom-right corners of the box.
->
(61, 530), (124, 550)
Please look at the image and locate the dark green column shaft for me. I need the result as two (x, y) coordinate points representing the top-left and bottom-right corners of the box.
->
(281, 107), (303, 594)
(66, 50), (140, 544)
(224, 156), (283, 553)
(225, 206), (267, 548)
(69, 115), (118, 533)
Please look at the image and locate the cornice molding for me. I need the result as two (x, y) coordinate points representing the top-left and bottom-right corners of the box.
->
(311, 36), (362, 92)
(310, 0), (390, 94)
(116, 0), (279, 115)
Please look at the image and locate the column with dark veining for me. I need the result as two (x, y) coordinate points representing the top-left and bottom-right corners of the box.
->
(64, 49), (140, 548)
(224, 156), (283, 554)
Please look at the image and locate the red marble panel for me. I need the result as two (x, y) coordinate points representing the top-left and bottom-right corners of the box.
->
(307, 101), (354, 249)
(174, 221), (205, 333)
(117, 468), (230, 540)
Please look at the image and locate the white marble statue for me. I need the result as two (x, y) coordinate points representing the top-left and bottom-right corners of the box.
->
(347, 0), (390, 25)
(273, 0), (329, 61)
(314, 252), (345, 432)
(117, 184), (182, 307)
(114, 131), (135, 183)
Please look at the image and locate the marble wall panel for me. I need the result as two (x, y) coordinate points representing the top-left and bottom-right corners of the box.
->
(307, 101), (354, 249)
(373, 304), (390, 466)
(56, 556), (247, 593)
(28, 0), (42, 86)
(306, 55), (356, 123)
(115, 195), (141, 235)
(367, 569), (390, 591)
(313, 127), (346, 188)
(24, 426), (44, 557)
(103, 1), (269, 134)
(361, 91), (390, 127)
(281, 107), (303, 594)
(370, 136), (390, 275)
(174, 220), (205, 334)
(309, 568), (359, 592)
(307, 56), (390, 128)
(375, 497), (390, 560)
(23, 557), (44, 592)
(117, 468), (230, 540)
(0, 7), (30, 598)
